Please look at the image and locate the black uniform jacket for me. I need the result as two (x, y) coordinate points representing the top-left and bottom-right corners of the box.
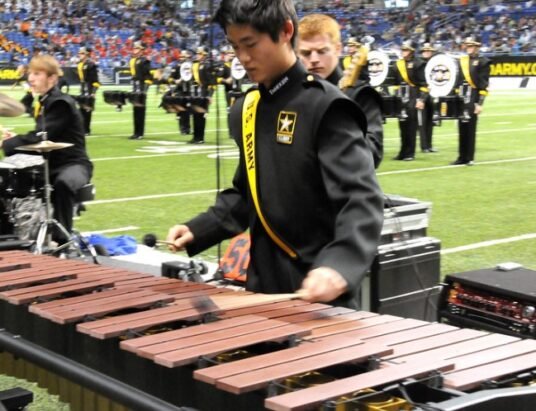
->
(3, 87), (93, 176)
(392, 57), (428, 100)
(186, 62), (384, 305)
(130, 56), (152, 92)
(78, 59), (100, 95)
(457, 54), (490, 106)
(327, 66), (384, 168)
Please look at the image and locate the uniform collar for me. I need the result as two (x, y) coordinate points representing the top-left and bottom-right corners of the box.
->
(259, 61), (306, 100)
(326, 65), (343, 86)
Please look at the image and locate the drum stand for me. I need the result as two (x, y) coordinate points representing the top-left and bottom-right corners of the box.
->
(24, 134), (98, 263)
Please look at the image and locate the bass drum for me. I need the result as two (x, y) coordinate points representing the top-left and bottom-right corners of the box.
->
(180, 61), (193, 82)
(425, 54), (458, 98)
(367, 50), (391, 87)
(231, 57), (247, 81)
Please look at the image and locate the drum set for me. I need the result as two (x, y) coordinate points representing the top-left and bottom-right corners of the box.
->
(0, 139), (95, 259)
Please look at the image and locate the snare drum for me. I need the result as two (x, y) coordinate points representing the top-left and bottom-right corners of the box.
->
(191, 96), (209, 113)
(127, 92), (147, 107)
(75, 95), (96, 112)
(437, 95), (464, 119)
(103, 90), (127, 106)
(381, 95), (403, 118)
(160, 95), (187, 113)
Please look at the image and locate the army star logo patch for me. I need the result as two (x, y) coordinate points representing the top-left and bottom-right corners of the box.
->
(276, 111), (297, 144)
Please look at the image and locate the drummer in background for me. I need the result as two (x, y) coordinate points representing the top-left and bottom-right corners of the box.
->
(77, 47), (100, 136)
(419, 42), (438, 153)
(170, 50), (193, 136)
(391, 40), (428, 161)
(1, 54), (93, 245)
(189, 47), (212, 144)
(128, 41), (153, 140)
(451, 36), (490, 166)
(298, 14), (383, 168)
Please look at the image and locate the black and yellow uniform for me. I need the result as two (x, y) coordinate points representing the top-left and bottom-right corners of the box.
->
(420, 46), (436, 153)
(392, 51), (428, 160)
(190, 56), (212, 144)
(77, 57), (100, 135)
(327, 65), (383, 168)
(2, 87), (93, 242)
(129, 53), (152, 139)
(184, 62), (383, 308)
(169, 61), (192, 135)
(218, 56), (246, 135)
(453, 50), (490, 165)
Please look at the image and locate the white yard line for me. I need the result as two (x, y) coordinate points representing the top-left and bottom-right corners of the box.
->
(87, 189), (219, 205)
(377, 156), (536, 176)
(80, 226), (140, 235)
(442, 233), (536, 255)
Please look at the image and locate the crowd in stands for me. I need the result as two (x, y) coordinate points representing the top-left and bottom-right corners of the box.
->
(0, 0), (534, 75)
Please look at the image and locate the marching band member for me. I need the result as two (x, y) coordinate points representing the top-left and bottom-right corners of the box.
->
(169, 50), (193, 136)
(1, 55), (93, 244)
(298, 13), (383, 168)
(391, 40), (428, 161)
(419, 42), (438, 153)
(76, 47), (100, 136)
(128, 41), (152, 140)
(167, 0), (383, 308)
(451, 36), (490, 166)
(188, 47), (213, 144)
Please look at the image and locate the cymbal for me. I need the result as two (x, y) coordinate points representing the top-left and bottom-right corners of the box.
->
(16, 140), (74, 153)
(0, 93), (26, 117)
(0, 161), (17, 169)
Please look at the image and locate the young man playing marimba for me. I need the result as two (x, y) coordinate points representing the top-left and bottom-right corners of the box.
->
(166, 0), (383, 309)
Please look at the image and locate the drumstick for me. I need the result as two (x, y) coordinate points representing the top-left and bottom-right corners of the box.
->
(156, 240), (176, 247)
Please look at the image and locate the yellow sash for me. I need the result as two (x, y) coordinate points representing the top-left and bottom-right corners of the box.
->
(460, 55), (477, 89)
(192, 62), (201, 84)
(129, 58), (136, 76)
(34, 101), (41, 119)
(396, 59), (416, 87)
(77, 62), (85, 82)
(242, 90), (297, 259)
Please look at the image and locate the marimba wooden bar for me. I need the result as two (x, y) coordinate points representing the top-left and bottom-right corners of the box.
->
(0, 250), (535, 411)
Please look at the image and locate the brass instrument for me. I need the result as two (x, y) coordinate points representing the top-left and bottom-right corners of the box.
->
(339, 45), (369, 90)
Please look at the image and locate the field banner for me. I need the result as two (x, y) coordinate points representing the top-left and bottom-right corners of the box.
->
(490, 55), (536, 77)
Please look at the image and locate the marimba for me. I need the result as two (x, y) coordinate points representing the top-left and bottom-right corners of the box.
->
(0, 250), (535, 411)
